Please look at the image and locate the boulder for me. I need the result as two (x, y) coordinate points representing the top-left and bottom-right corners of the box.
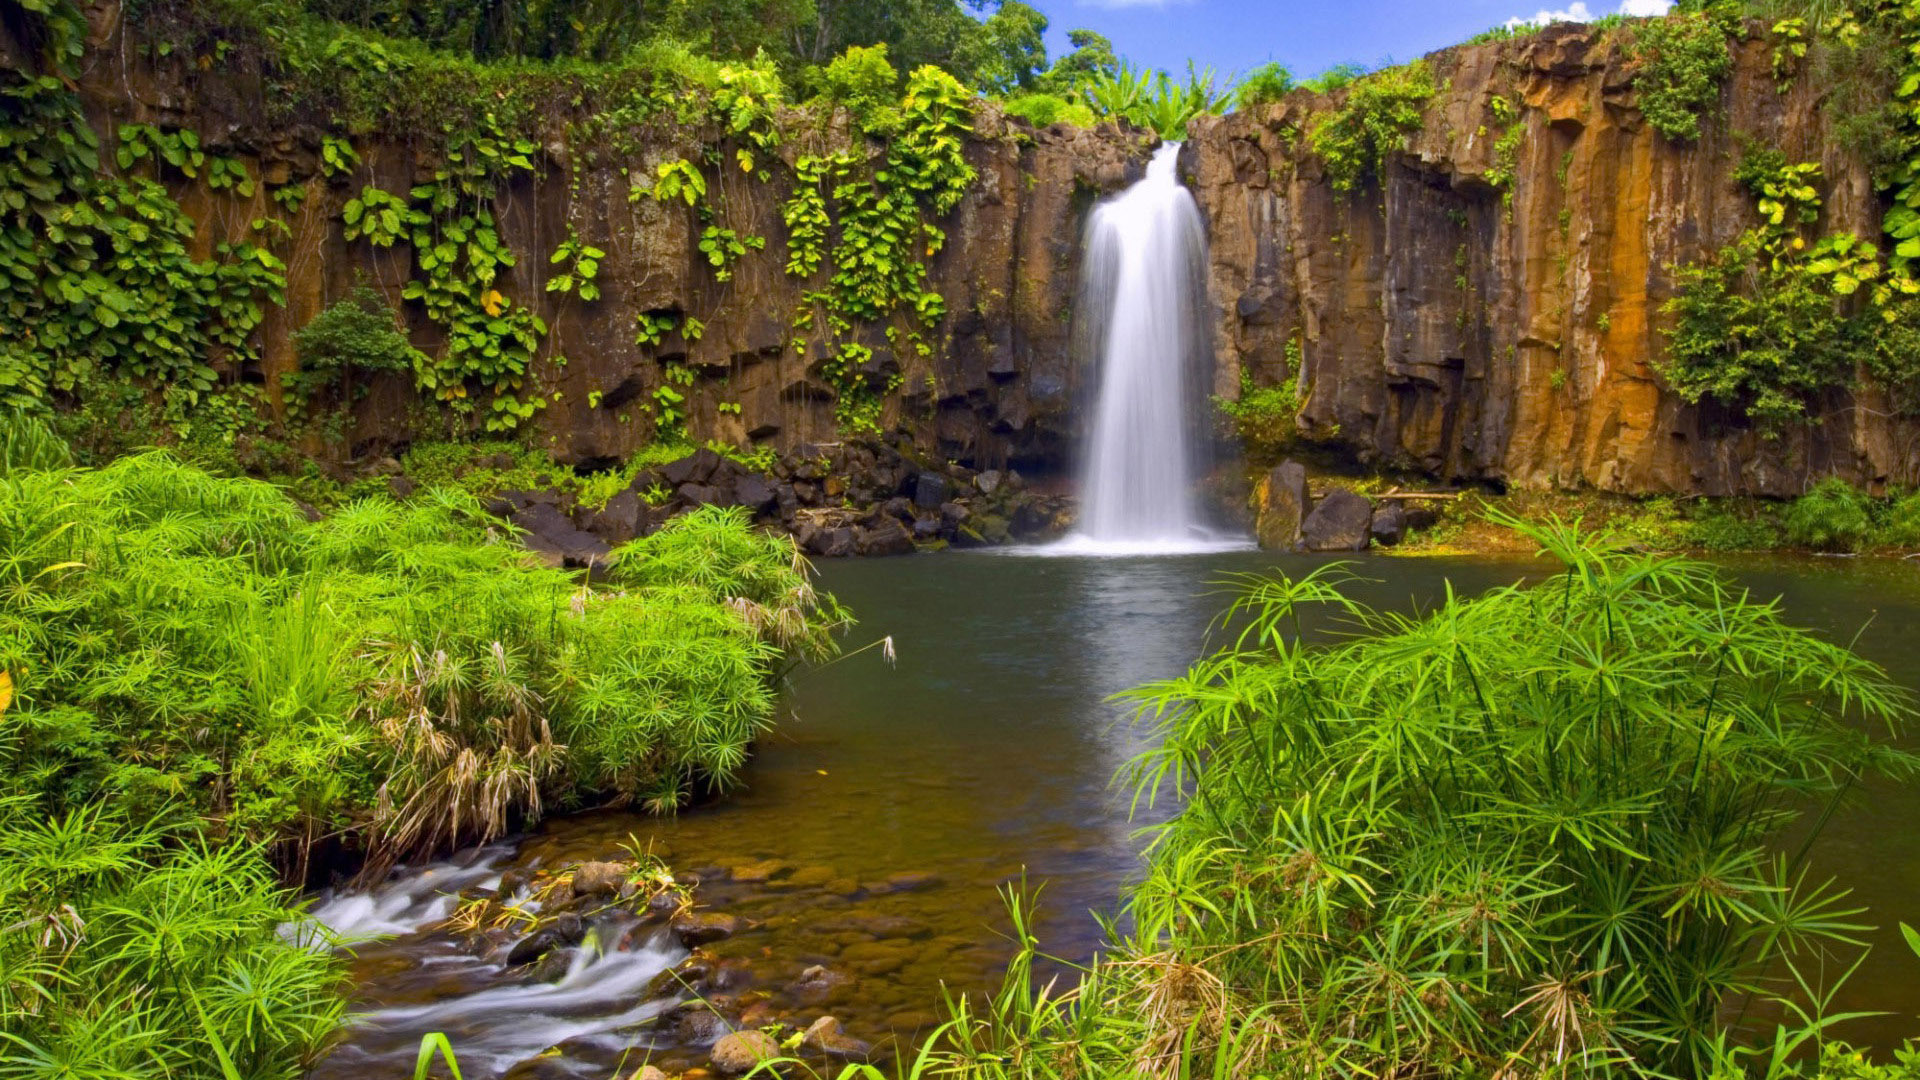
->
(676, 1007), (733, 1046)
(856, 519), (914, 557)
(939, 501), (971, 528)
(512, 503), (613, 567)
(1255, 461), (1309, 551)
(811, 527), (857, 558)
(659, 447), (722, 487)
(387, 475), (417, 499)
(912, 472), (950, 509)
(733, 475), (777, 514)
(571, 861), (627, 898)
(803, 1016), (873, 1062)
(673, 911), (745, 946)
(1301, 488), (1373, 552)
(912, 515), (944, 541)
(678, 482), (722, 507)
(711, 1030), (781, 1075)
(1403, 503), (1440, 531)
(879, 496), (915, 523)
(975, 469), (1003, 495)
(1369, 503), (1407, 547)
(589, 490), (646, 545)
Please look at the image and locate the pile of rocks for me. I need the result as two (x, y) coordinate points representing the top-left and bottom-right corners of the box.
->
(458, 439), (1073, 566)
(1253, 460), (1445, 552)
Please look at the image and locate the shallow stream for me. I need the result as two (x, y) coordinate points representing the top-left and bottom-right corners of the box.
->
(313, 549), (1920, 1077)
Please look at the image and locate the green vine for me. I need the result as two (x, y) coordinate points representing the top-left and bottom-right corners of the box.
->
(0, 72), (285, 410)
(776, 66), (978, 434)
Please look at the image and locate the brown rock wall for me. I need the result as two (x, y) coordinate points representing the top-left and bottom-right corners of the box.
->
(1185, 22), (1920, 496)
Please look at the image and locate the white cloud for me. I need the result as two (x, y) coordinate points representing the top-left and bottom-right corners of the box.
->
(1505, 0), (1671, 28)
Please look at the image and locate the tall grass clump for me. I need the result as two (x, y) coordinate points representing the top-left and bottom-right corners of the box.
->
(0, 801), (344, 1079)
(940, 518), (1912, 1079)
(0, 451), (847, 874)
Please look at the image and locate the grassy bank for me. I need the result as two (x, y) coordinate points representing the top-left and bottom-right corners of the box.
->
(0, 413), (845, 1075)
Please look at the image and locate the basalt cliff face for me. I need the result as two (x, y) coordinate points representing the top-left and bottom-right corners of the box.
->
(56, 4), (1154, 475)
(41, 11), (1920, 496)
(1185, 22), (1917, 498)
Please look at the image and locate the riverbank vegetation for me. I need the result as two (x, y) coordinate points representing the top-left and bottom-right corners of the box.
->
(887, 521), (1918, 1079)
(0, 411), (845, 1074)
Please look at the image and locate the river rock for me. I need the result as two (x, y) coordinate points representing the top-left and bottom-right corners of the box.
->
(674, 912), (745, 946)
(1255, 461), (1309, 551)
(733, 475), (777, 515)
(809, 527), (857, 558)
(730, 858), (791, 883)
(840, 940), (914, 976)
(803, 1016), (873, 1061)
(1301, 489), (1373, 552)
(710, 1030), (780, 1075)
(786, 865), (838, 888)
(1369, 503), (1407, 546)
(856, 519), (914, 557)
(660, 447), (722, 487)
(631, 1068), (668, 1080)
(675, 1007), (734, 1046)
(572, 861), (627, 897)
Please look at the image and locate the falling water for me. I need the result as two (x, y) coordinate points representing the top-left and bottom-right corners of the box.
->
(1063, 143), (1235, 555)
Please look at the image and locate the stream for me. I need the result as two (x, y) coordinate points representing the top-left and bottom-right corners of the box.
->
(310, 548), (1920, 1077)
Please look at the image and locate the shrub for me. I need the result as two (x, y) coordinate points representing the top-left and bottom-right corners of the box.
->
(1233, 61), (1294, 109)
(285, 284), (424, 414)
(1876, 489), (1920, 548)
(0, 409), (72, 476)
(0, 806), (345, 1078)
(952, 519), (1914, 1078)
(1784, 475), (1876, 550)
(1629, 12), (1733, 141)
(816, 43), (901, 133)
(1684, 500), (1785, 551)
(1308, 60), (1437, 192)
(1001, 91), (1094, 128)
(0, 452), (846, 868)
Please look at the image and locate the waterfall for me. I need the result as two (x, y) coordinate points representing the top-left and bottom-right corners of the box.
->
(1061, 143), (1236, 555)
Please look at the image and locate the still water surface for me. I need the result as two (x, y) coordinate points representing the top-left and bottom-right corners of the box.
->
(320, 549), (1920, 1075)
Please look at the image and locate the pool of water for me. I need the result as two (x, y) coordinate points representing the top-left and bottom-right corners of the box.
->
(316, 547), (1920, 1076)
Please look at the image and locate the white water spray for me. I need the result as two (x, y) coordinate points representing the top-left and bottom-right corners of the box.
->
(1062, 143), (1238, 556)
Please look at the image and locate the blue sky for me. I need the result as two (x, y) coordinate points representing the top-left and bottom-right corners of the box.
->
(1024, 0), (1673, 84)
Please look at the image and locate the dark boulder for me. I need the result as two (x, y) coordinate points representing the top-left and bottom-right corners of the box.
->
(733, 474), (777, 514)
(912, 515), (944, 541)
(1301, 489), (1373, 552)
(512, 503), (612, 567)
(1369, 503), (1407, 547)
(810, 527), (857, 558)
(880, 496), (915, 523)
(588, 490), (647, 545)
(677, 482), (722, 507)
(659, 447), (723, 487)
(572, 861), (628, 897)
(939, 501), (971, 528)
(912, 472), (950, 509)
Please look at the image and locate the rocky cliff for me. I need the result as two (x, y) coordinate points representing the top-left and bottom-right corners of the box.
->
(38, 9), (1920, 498)
(60, 3), (1152, 476)
(1185, 22), (1918, 497)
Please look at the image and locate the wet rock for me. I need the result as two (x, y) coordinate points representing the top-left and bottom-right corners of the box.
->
(505, 913), (584, 966)
(647, 891), (683, 919)
(884, 1010), (943, 1032)
(648, 954), (713, 997)
(1255, 461), (1309, 551)
(572, 861), (627, 898)
(711, 1030), (780, 1075)
(882, 871), (942, 893)
(789, 964), (849, 1001)
(531, 946), (575, 982)
(739, 999), (778, 1028)
(912, 514), (944, 541)
(674, 912), (745, 946)
(803, 1016), (873, 1062)
(855, 519), (914, 557)
(705, 956), (757, 993)
(730, 859), (791, 883)
(676, 1007), (734, 1046)
(1403, 502), (1441, 531)
(975, 470), (1003, 495)
(879, 496), (915, 523)
(840, 940), (914, 976)
(1300, 489), (1373, 552)
(1369, 503), (1407, 547)
(786, 865), (838, 888)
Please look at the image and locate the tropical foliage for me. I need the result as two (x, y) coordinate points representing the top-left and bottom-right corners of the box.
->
(920, 521), (1915, 1079)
